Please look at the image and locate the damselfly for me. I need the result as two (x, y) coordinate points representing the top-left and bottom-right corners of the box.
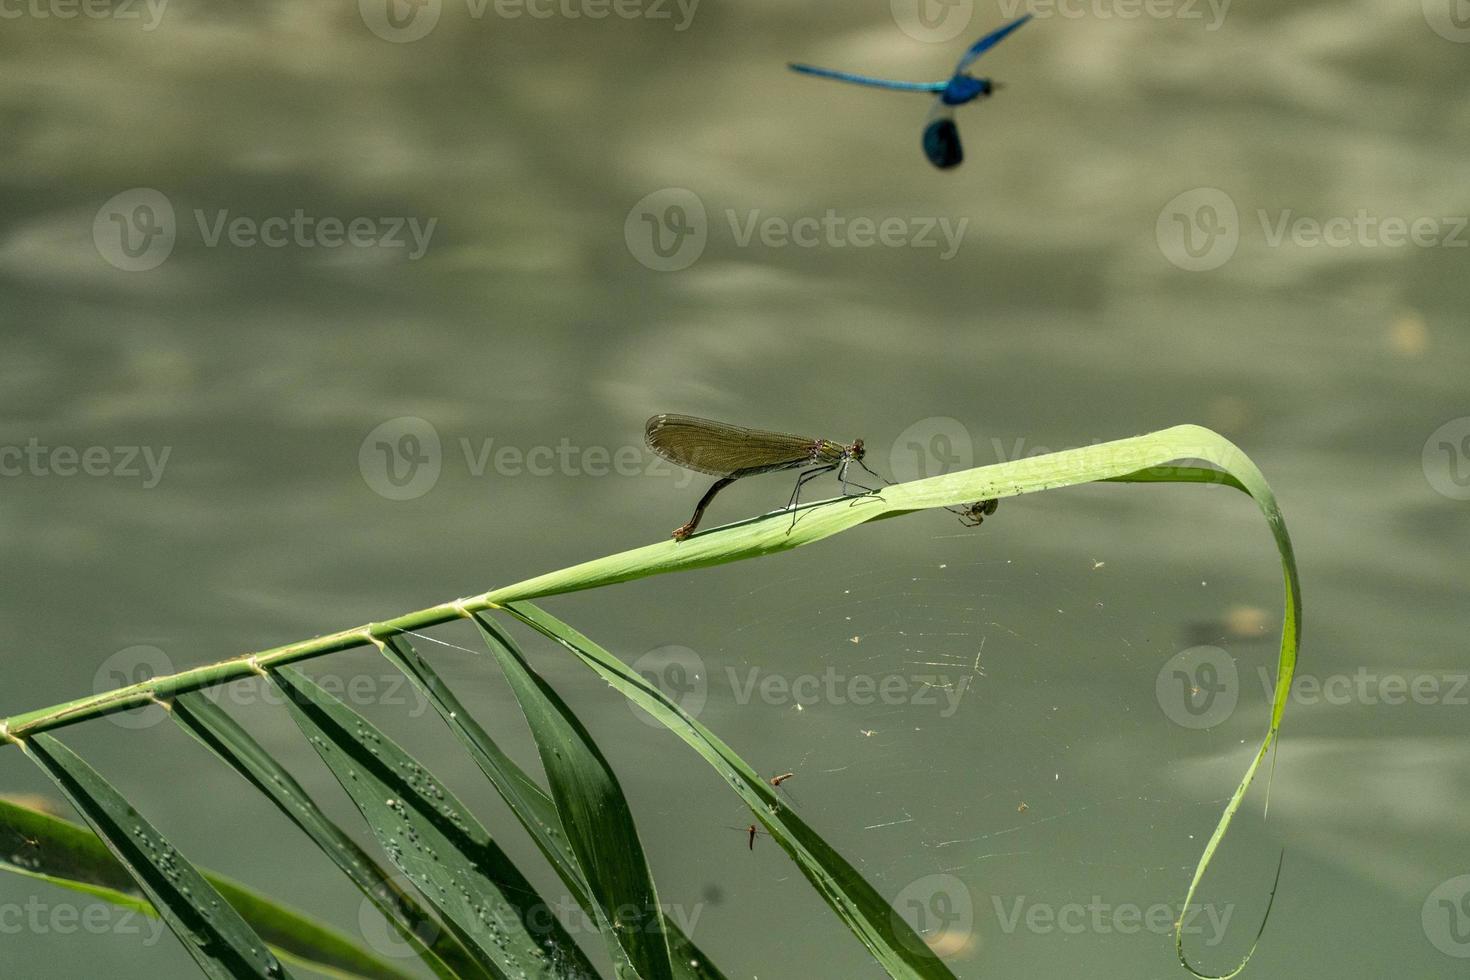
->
(646, 414), (887, 540)
(788, 15), (1031, 169)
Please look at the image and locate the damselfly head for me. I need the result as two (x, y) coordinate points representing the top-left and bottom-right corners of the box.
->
(849, 438), (865, 461)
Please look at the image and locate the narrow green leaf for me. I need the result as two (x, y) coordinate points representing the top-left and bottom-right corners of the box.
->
(169, 692), (486, 980)
(471, 615), (676, 980)
(500, 603), (955, 980)
(377, 635), (730, 980)
(268, 666), (599, 980)
(0, 795), (418, 980)
(19, 734), (293, 980)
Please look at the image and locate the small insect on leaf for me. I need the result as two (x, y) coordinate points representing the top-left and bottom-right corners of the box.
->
(724, 823), (766, 850)
(948, 498), (999, 528)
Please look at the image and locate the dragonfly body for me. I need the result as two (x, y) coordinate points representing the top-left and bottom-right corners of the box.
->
(788, 15), (1030, 169)
(940, 74), (992, 107)
(645, 414), (882, 540)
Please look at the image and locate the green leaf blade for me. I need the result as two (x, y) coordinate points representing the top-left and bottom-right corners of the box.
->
(472, 614), (676, 980)
(268, 666), (600, 980)
(169, 692), (484, 980)
(0, 795), (421, 980)
(379, 634), (731, 980)
(19, 734), (294, 980)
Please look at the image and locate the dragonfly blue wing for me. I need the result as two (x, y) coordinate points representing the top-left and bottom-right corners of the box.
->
(788, 63), (947, 93)
(954, 14), (1031, 72)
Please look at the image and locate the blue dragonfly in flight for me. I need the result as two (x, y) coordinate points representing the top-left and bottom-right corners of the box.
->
(788, 15), (1031, 169)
